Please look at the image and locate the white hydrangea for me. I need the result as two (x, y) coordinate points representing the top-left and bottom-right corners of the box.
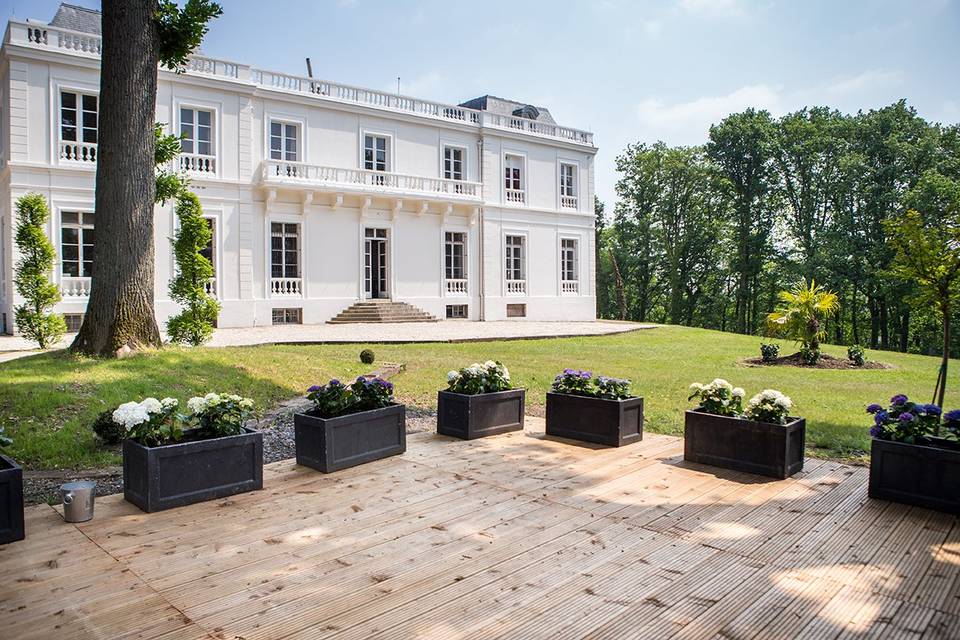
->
(689, 382), (704, 392)
(161, 397), (178, 410)
(732, 387), (746, 399)
(447, 370), (460, 382)
(484, 360), (497, 369)
(112, 401), (150, 431)
(467, 364), (484, 376)
(186, 396), (208, 414)
(140, 397), (163, 414)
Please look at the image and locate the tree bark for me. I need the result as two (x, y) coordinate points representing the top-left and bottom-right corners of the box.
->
(936, 299), (950, 410)
(71, 0), (161, 356)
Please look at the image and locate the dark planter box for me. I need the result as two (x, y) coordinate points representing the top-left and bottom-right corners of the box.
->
(437, 389), (525, 439)
(294, 403), (406, 473)
(123, 427), (263, 513)
(545, 392), (644, 447)
(684, 409), (805, 479)
(0, 454), (24, 545)
(869, 438), (960, 513)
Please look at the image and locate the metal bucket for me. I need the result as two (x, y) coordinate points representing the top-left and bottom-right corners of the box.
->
(60, 480), (96, 523)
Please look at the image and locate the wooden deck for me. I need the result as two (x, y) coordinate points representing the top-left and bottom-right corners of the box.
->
(2, 418), (959, 639)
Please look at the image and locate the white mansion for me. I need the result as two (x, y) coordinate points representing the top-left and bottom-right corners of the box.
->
(0, 5), (597, 333)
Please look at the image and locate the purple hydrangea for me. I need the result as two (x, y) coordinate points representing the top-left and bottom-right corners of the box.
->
(899, 412), (915, 422)
(874, 410), (888, 426)
(869, 425), (884, 438)
(307, 385), (321, 393)
(580, 371), (592, 379)
(945, 409), (960, 423)
(924, 404), (942, 416)
(563, 368), (575, 375)
(330, 379), (341, 387)
(890, 394), (908, 405)
(866, 403), (883, 414)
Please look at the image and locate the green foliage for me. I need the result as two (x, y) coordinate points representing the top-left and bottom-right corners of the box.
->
(13, 193), (66, 349)
(167, 192), (220, 345)
(766, 279), (840, 358)
(688, 378), (745, 417)
(551, 369), (633, 400)
(359, 348), (376, 365)
(155, 0), (223, 72)
(446, 361), (513, 395)
(186, 393), (254, 438)
(848, 345), (866, 366)
(306, 377), (394, 419)
(744, 389), (793, 424)
(760, 343), (780, 362)
(91, 409), (126, 445)
(155, 123), (188, 204)
(0, 426), (11, 449)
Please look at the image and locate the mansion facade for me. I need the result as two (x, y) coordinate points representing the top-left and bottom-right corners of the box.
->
(0, 5), (597, 333)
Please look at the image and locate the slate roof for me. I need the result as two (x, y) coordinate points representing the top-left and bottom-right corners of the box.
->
(459, 95), (556, 124)
(49, 3), (101, 35)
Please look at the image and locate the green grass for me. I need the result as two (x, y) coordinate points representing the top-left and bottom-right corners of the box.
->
(2, 324), (957, 469)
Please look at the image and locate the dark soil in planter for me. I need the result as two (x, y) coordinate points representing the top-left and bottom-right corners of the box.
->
(742, 352), (890, 370)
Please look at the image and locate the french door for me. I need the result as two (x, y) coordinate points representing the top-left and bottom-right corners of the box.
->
(364, 228), (389, 299)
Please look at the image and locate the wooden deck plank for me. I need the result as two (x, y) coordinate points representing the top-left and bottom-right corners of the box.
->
(0, 421), (956, 639)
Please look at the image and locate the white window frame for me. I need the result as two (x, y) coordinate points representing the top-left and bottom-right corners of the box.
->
(264, 215), (306, 298)
(441, 144), (468, 182)
(504, 232), (527, 294)
(58, 208), (96, 280)
(559, 236), (580, 294)
(360, 129), (393, 173)
(178, 105), (215, 157)
(502, 152), (527, 206)
(52, 81), (100, 165)
(558, 160), (579, 210)
(268, 118), (301, 163)
(175, 99), (221, 176)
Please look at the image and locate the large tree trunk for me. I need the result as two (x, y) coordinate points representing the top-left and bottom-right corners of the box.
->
(71, 0), (161, 356)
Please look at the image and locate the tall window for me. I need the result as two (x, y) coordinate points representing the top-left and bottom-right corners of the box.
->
(443, 146), (464, 181)
(561, 238), (578, 282)
(504, 155), (524, 203)
(560, 163), (577, 208)
(270, 121), (299, 161)
(271, 223), (300, 279)
(180, 107), (214, 156)
(61, 90), (98, 145)
(61, 211), (95, 278)
(200, 218), (216, 276)
(364, 134), (389, 171)
(445, 232), (466, 280)
(505, 235), (525, 281)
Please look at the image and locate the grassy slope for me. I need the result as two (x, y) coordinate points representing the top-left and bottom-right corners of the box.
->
(2, 324), (956, 469)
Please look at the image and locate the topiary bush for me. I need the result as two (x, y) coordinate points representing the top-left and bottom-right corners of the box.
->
(359, 348), (375, 365)
(848, 344), (865, 367)
(760, 343), (780, 362)
(167, 191), (220, 345)
(13, 193), (66, 348)
(91, 409), (126, 445)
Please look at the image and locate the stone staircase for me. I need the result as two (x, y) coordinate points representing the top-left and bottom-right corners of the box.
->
(328, 300), (439, 324)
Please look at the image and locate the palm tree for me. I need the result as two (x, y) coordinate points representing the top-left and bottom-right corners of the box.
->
(766, 279), (840, 361)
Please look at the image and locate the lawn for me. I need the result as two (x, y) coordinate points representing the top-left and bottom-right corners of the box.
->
(2, 324), (957, 469)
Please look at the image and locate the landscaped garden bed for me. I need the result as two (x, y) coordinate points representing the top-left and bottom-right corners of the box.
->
(867, 396), (960, 513)
(117, 394), (263, 512)
(545, 369), (643, 447)
(294, 376), (405, 472)
(685, 379), (805, 479)
(437, 361), (525, 439)
(0, 427), (24, 544)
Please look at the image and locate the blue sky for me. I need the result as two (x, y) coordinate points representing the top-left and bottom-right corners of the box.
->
(5, 0), (959, 208)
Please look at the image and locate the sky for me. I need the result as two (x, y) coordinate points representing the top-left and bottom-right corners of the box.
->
(4, 0), (959, 209)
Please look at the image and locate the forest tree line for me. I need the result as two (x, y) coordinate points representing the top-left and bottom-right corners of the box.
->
(595, 100), (960, 357)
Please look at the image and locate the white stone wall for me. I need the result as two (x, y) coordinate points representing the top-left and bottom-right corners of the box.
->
(0, 19), (597, 333)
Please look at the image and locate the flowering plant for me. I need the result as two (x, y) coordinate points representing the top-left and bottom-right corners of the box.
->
(551, 369), (632, 400)
(446, 361), (512, 395)
(0, 426), (12, 449)
(945, 410), (960, 440)
(112, 397), (180, 447)
(760, 343), (780, 363)
(867, 394), (945, 444)
(847, 345), (865, 367)
(744, 389), (793, 424)
(688, 379), (745, 417)
(307, 376), (394, 418)
(185, 392), (254, 438)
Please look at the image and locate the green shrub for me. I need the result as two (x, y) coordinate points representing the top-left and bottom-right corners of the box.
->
(848, 344), (865, 366)
(91, 409), (126, 445)
(359, 348), (375, 365)
(760, 343), (780, 362)
(800, 345), (821, 365)
(167, 192), (220, 345)
(13, 193), (66, 348)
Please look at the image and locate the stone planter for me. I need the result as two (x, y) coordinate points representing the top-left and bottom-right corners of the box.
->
(869, 437), (960, 514)
(123, 427), (263, 513)
(684, 409), (805, 479)
(294, 403), (406, 473)
(436, 389), (525, 439)
(0, 454), (24, 545)
(545, 392), (644, 447)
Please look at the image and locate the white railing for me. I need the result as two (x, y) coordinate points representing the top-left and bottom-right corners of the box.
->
(179, 153), (216, 175)
(7, 21), (594, 147)
(561, 195), (578, 210)
(204, 278), (217, 297)
(445, 279), (468, 296)
(506, 280), (526, 295)
(505, 189), (526, 204)
(60, 141), (97, 164)
(61, 277), (91, 298)
(261, 161), (483, 200)
(561, 280), (579, 294)
(271, 277), (302, 297)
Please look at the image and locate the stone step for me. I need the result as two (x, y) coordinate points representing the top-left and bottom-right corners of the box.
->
(327, 300), (439, 324)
